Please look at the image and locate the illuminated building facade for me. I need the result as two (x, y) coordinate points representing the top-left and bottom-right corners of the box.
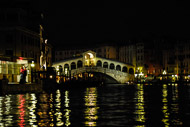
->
(0, 7), (52, 82)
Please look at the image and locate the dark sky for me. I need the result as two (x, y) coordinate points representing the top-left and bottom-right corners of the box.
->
(41, 1), (190, 48)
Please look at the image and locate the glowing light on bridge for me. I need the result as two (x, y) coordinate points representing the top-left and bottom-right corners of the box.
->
(87, 53), (94, 58)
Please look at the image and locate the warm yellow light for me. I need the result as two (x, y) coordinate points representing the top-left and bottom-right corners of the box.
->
(65, 68), (68, 74)
(78, 73), (83, 78)
(89, 73), (94, 77)
(163, 70), (167, 75)
(56, 66), (59, 71)
(31, 61), (35, 67)
(87, 53), (94, 58)
(137, 66), (143, 72)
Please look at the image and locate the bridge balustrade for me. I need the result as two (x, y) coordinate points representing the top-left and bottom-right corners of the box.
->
(70, 66), (128, 78)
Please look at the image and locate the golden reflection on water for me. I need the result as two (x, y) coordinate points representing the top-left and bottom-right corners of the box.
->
(0, 94), (39, 127)
(0, 95), (13, 126)
(5, 95), (13, 126)
(38, 92), (50, 126)
(55, 89), (64, 126)
(162, 84), (170, 127)
(0, 97), (3, 126)
(170, 83), (183, 126)
(64, 90), (71, 127)
(49, 93), (54, 127)
(84, 87), (99, 127)
(134, 84), (145, 125)
(28, 93), (37, 126)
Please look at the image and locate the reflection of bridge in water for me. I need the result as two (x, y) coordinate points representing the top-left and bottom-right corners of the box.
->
(52, 50), (135, 84)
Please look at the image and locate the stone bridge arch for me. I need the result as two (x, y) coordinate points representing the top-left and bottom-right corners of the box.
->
(97, 60), (102, 67)
(52, 50), (135, 83)
(77, 60), (83, 68)
(116, 65), (121, 71)
(103, 62), (108, 68)
(110, 63), (115, 69)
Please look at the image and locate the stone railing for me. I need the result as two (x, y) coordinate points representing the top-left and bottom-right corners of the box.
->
(70, 67), (133, 83)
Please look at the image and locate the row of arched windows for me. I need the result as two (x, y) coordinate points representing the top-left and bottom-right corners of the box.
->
(58, 60), (134, 74)
(97, 60), (134, 74)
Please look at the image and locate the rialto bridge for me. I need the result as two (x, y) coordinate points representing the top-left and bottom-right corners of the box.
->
(52, 50), (135, 84)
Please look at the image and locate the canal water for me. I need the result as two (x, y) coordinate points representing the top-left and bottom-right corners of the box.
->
(0, 83), (190, 127)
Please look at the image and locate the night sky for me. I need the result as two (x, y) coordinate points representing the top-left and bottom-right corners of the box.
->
(13, 1), (190, 48)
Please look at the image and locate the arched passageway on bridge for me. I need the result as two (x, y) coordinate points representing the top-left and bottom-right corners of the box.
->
(64, 64), (69, 69)
(110, 63), (115, 69)
(116, 65), (121, 71)
(103, 62), (108, 68)
(129, 68), (134, 74)
(58, 65), (63, 74)
(84, 52), (95, 67)
(77, 60), (83, 68)
(97, 60), (102, 67)
(71, 62), (76, 70)
(122, 66), (128, 73)
(64, 64), (69, 75)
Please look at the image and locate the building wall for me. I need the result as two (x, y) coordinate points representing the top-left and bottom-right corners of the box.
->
(174, 41), (190, 75)
(0, 8), (51, 81)
(0, 27), (41, 69)
(119, 44), (136, 68)
(95, 46), (117, 60)
(162, 41), (190, 75)
(55, 45), (118, 62)
(136, 43), (144, 69)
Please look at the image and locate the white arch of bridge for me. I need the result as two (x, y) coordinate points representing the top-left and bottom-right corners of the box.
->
(53, 57), (135, 75)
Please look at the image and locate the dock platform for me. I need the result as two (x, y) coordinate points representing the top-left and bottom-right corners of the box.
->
(1, 81), (43, 94)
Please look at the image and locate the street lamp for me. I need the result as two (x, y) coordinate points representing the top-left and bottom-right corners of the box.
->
(31, 61), (35, 83)
(163, 70), (167, 75)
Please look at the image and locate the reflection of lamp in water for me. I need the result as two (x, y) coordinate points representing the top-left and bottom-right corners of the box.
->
(37, 92), (50, 126)
(18, 95), (26, 127)
(170, 84), (182, 125)
(0, 97), (4, 125)
(162, 84), (170, 126)
(49, 93), (54, 127)
(134, 84), (145, 124)
(55, 89), (64, 126)
(64, 91), (71, 126)
(28, 94), (37, 126)
(4, 95), (13, 126)
(31, 61), (35, 83)
(84, 88), (99, 126)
